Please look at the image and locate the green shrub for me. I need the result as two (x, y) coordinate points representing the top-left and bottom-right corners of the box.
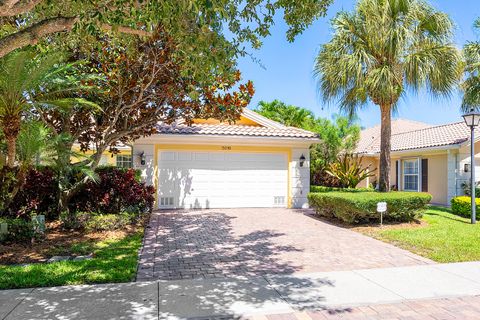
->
(310, 185), (374, 193)
(0, 218), (34, 243)
(451, 196), (480, 218)
(85, 213), (134, 232)
(308, 191), (432, 224)
(60, 211), (91, 230)
(60, 212), (135, 232)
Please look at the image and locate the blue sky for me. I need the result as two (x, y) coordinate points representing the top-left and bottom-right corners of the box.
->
(239, 0), (480, 128)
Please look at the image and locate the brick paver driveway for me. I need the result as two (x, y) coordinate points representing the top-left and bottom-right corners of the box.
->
(136, 208), (432, 281)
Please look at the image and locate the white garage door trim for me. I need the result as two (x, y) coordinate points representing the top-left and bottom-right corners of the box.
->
(157, 150), (289, 209)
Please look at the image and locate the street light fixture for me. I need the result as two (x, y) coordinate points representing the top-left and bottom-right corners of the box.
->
(462, 109), (480, 224)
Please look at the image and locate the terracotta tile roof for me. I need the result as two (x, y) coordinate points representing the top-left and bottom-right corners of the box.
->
(357, 120), (473, 154)
(156, 123), (319, 139)
(356, 119), (433, 153)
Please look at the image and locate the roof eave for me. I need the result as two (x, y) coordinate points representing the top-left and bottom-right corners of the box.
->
(357, 143), (463, 156)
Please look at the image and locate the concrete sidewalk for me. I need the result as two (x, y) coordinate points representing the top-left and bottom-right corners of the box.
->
(2, 262), (480, 319)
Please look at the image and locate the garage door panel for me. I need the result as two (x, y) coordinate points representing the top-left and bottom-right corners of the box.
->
(158, 151), (288, 209)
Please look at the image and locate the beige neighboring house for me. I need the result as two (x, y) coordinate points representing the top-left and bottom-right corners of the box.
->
(132, 109), (319, 210)
(356, 119), (480, 206)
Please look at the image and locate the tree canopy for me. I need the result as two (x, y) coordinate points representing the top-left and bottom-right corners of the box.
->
(314, 0), (461, 191)
(255, 100), (360, 186)
(462, 18), (480, 111)
(0, 0), (332, 86)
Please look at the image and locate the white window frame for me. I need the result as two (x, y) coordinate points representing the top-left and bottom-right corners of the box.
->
(116, 155), (132, 168)
(402, 158), (420, 192)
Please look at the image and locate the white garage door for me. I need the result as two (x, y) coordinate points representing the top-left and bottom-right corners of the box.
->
(158, 151), (288, 209)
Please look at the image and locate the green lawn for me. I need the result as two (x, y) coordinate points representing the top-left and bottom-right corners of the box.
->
(365, 206), (480, 262)
(0, 231), (143, 290)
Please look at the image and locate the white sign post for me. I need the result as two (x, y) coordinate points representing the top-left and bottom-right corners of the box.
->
(377, 202), (387, 226)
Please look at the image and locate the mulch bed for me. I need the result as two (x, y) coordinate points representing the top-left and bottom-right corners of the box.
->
(0, 220), (141, 265)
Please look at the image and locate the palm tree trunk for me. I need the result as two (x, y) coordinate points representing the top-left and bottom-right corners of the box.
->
(378, 104), (392, 192)
(6, 136), (16, 167)
(2, 114), (21, 168)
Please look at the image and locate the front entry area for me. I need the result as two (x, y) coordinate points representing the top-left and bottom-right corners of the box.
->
(157, 150), (288, 209)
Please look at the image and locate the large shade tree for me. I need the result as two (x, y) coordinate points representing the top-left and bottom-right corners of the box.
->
(36, 28), (255, 212)
(0, 0), (332, 87)
(314, 0), (460, 191)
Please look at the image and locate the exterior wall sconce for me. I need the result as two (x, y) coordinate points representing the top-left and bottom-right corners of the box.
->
(299, 154), (306, 167)
(139, 152), (146, 165)
(465, 163), (471, 173)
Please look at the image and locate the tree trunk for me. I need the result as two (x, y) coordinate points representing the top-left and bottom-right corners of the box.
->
(2, 114), (21, 168)
(6, 136), (16, 167)
(378, 104), (392, 192)
(55, 145), (105, 214)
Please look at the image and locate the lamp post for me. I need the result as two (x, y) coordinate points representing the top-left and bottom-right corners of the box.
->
(462, 109), (480, 224)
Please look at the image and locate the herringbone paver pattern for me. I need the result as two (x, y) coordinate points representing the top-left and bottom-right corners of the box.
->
(137, 209), (432, 281)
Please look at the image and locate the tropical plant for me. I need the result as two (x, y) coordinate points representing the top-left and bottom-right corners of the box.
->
(309, 116), (360, 182)
(255, 100), (316, 128)
(326, 153), (376, 188)
(255, 100), (361, 186)
(314, 0), (461, 191)
(0, 121), (55, 213)
(462, 19), (480, 111)
(0, 51), (61, 167)
(16, 121), (55, 167)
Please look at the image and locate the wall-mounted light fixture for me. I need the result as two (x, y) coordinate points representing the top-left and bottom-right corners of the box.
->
(139, 152), (146, 166)
(465, 163), (471, 173)
(299, 154), (306, 167)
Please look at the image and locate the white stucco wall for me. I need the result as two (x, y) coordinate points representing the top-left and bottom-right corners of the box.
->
(290, 148), (310, 209)
(132, 144), (155, 186)
(454, 141), (480, 200)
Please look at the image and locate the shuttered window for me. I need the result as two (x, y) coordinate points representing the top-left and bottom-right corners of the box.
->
(421, 159), (428, 192)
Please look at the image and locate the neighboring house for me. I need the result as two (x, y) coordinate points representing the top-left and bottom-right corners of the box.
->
(132, 109), (319, 210)
(356, 119), (480, 206)
(71, 144), (133, 168)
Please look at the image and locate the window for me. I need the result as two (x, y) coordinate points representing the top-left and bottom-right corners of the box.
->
(160, 197), (174, 207)
(116, 155), (132, 168)
(403, 159), (419, 191)
(274, 196), (285, 205)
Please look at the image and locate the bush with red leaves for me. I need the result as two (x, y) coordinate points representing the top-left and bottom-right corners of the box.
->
(69, 167), (155, 214)
(8, 167), (58, 220)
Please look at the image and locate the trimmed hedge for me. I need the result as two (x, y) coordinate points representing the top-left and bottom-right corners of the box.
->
(451, 196), (480, 218)
(308, 191), (432, 224)
(310, 185), (374, 193)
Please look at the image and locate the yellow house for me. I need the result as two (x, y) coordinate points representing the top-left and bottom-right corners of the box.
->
(71, 144), (133, 168)
(357, 119), (480, 206)
(132, 109), (319, 210)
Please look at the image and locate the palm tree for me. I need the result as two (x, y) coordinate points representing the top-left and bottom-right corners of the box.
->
(314, 0), (460, 191)
(0, 50), (66, 167)
(462, 19), (480, 111)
